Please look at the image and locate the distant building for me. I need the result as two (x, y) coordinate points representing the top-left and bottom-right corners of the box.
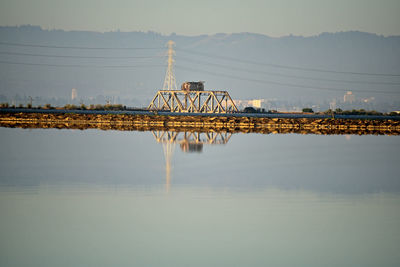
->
(249, 99), (263, 108)
(362, 97), (375, 103)
(344, 91), (355, 103)
(234, 99), (265, 109)
(71, 88), (77, 101)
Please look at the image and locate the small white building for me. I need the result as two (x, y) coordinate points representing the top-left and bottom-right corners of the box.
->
(344, 91), (355, 103)
(71, 88), (77, 101)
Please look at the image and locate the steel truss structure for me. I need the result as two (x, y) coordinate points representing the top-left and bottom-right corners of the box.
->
(148, 90), (238, 113)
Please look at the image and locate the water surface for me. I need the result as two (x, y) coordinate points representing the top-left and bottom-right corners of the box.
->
(0, 128), (399, 267)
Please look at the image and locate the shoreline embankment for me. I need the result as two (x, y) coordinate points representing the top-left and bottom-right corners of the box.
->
(1, 109), (399, 135)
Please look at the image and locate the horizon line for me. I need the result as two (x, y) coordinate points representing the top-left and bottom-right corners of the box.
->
(1, 24), (398, 39)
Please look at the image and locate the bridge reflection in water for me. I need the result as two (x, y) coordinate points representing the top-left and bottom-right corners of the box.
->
(152, 131), (232, 191)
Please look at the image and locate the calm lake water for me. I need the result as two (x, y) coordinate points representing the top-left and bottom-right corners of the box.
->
(0, 127), (399, 267)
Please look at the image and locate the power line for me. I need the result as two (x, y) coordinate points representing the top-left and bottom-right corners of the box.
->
(177, 56), (400, 86)
(2, 40), (399, 77)
(177, 48), (400, 77)
(0, 60), (165, 68)
(2, 49), (398, 86)
(1, 40), (399, 77)
(175, 65), (400, 95)
(0, 51), (166, 59)
(0, 41), (164, 50)
(1, 58), (398, 94)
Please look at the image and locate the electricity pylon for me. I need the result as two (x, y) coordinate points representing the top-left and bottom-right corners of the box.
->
(162, 40), (177, 91)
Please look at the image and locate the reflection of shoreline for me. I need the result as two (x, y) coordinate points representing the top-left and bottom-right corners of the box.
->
(1, 112), (400, 135)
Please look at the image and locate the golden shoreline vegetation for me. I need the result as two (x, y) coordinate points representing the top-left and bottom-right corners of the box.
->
(1, 112), (399, 135)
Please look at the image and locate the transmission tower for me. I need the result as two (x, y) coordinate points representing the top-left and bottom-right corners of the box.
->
(162, 40), (177, 91)
(149, 40), (237, 113)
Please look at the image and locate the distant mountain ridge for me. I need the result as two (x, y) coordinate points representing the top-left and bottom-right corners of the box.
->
(0, 25), (399, 109)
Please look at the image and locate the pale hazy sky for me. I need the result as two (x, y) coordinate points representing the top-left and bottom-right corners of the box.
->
(0, 0), (399, 36)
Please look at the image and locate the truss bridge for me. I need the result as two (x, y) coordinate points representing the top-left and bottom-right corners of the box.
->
(148, 41), (238, 114)
(148, 90), (238, 114)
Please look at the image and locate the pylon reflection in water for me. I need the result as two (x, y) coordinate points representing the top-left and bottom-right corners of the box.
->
(152, 131), (233, 191)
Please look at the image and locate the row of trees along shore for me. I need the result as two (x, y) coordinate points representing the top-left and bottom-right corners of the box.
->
(241, 106), (400, 116)
(302, 107), (400, 116)
(1, 102), (399, 116)
(0, 103), (127, 111)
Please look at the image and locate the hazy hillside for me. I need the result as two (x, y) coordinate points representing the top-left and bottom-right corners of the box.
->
(0, 25), (399, 109)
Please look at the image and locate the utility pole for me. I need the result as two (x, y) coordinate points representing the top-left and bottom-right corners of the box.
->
(162, 40), (177, 91)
